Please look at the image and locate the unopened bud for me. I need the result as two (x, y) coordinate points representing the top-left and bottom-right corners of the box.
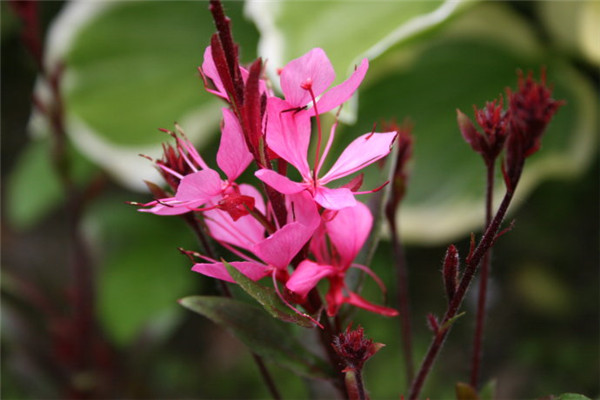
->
(443, 245), (460, 301)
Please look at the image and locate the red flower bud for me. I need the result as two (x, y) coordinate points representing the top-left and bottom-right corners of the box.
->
(443, 244), (459, 301)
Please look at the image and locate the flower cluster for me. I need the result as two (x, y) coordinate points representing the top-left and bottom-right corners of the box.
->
(138, 43), (398, 319)
(457, 69), (564, 190)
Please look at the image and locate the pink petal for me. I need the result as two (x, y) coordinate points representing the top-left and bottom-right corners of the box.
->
(201, 46), (228, 100)
(286, 260), (337, 299)
(313, 186), (356, 210)
(266, 97), (312, 176)
(175, 169), (223, 203)
(255, 169), (306, 195)
(314, 58), (369, 115)
(286, 191), (321, 232)
(325, 202), (373, 265)
(192, 261), (270, 283)
(217, 108), (253, 181)
(280, 48), (335, 107)
(346, 291), (399, 317)
(253, 222), (315, 269)
(139, 198), (204, 216)
(320, 131), (397, 183)
(205, 208), (265, 251)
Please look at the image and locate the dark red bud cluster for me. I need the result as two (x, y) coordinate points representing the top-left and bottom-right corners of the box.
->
(332, 325), (385, 372)
(457, 97), (509, 166)
(503, 69), (565, 190)
(458, 70), (564, 191)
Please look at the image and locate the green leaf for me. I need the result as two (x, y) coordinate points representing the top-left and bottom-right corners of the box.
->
(345, 2), (598, 244)
(6, 138), (62, 229)
(6, 137), (95, 230)
(38, 1), (258, 190)
(538, 1), (600, 65)
(246, 0), (470, 122)
(439, 311), (466, 333)
(479, 378), (497, 400)
(88, 195), (196, 345)
(554, 394), (592, 400)
(455, 382), (479, 400)
(180, 295), (332, 379)
(224, 261), (316, 328)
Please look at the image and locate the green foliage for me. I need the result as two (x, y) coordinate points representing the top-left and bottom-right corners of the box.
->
(6, 137), (95, 230)
(224, 262), (315, 328)
(179, 295), (332, 379)
(87, 196), (196, 345)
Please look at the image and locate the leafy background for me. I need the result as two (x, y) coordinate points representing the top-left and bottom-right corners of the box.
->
(1, 1), (598, 398)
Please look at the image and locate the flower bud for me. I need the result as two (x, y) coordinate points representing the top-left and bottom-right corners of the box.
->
(443, 244), (460, 301)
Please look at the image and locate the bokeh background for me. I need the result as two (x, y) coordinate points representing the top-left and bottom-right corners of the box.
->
(2, 1), (598, 399)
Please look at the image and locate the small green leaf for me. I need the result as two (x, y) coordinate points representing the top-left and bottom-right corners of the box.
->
(455, 382), (479, 400)
(440, 311), (466, 333)
(479, 378), (497, 400)
(224, 261), (315, 328)
(180, 295), (332, 379)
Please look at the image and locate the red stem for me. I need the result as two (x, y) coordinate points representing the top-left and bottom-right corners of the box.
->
(470, 161), (495, 388)
(408, 188), (514, 399)
(387, 207), (414, 384)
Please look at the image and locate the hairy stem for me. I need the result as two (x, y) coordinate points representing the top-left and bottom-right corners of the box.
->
(408, 188), (514, 399)
(470, 161), (495, 388)
(388, 211), (414, 384)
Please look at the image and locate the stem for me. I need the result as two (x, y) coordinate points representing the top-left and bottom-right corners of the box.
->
(408, 189), (514, 399)
(345, 370), (367, 400)
(251, 353), (282, 400)
(470, 162), (495, 388)
(307, 290), (347, 398)
(389, 212), (414, 384)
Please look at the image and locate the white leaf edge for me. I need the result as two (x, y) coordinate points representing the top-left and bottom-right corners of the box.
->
(245, 0), (469, 124)
(29, 0), (221, 192)
(396, 62), (598, 244)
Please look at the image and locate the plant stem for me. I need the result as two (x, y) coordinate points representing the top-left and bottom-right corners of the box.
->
(307, 290), (347, 398)
(345, 370), (367, 400)
(470, 162), (495, 388)
(251, 353), (282, 400)
(408, 189), (514, 399)
(389, 213), (414, 384)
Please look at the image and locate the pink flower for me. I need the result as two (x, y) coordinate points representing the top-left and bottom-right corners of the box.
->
(256, 100), (396, 209)
(254, 48), (395, 210)
(139, 108), (253, 218)
(192, 192), (321, 283)
(285, 202), (398, 317)
(279, 48), (368, 115)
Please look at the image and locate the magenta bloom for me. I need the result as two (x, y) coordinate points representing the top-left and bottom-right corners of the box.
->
(286, 202), (398, 317)
(140, 108), (253, 217)
(254, 48), (396, 210)
(257, 97), (396, 210)
(278, 48), (368, 115)
(192, 191), (321, 283)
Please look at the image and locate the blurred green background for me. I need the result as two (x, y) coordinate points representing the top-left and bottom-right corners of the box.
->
(1, 1), (598, 398)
